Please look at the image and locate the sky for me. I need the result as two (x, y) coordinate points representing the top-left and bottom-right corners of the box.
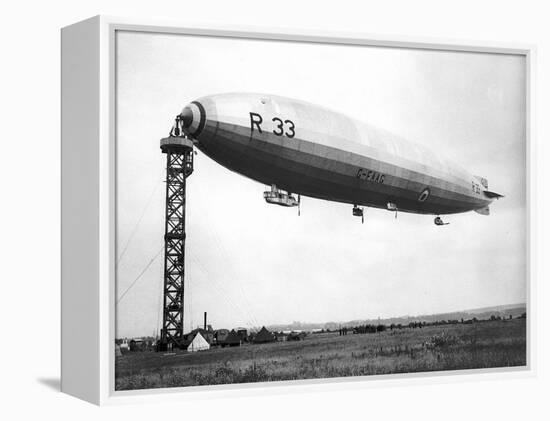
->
(115, 31), (526, 338)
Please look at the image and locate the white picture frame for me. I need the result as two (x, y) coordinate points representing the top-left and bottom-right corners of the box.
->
(61, 15), (536, 405)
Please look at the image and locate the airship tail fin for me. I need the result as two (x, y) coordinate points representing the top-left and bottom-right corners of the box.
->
(483, 190), (504, 199)
(474, 206), (490, 216)
(475, 175), (505, 200)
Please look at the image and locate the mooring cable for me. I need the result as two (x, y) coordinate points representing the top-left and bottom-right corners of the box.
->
(117, 245), (164, 304)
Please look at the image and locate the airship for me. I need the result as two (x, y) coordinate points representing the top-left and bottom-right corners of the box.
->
(171, 93), (503, 225)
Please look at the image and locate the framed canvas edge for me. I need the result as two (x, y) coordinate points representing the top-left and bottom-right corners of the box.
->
(90, 15), (537, 405)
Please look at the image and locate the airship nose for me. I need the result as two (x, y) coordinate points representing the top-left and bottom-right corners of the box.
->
(178, 101), (205, 138)
(180, 106), (193, 129)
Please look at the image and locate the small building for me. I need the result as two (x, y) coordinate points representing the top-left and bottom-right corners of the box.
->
(253, 326), (275, 344)
(236, 328), (248, 342)
(129, 338), (144, 352)
(274, 332), (288, 342)
(221, 329), (242, 347)
(214, 329), (230, 345)
(186, 328), (214, 345)
(187, 332), (210, 352)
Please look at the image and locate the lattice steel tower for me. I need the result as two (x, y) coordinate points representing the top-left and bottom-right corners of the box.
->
(159, 125), (194, 350)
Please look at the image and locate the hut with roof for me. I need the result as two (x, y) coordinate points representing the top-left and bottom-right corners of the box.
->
(186, 327), (214, 345)
(236, 328), (248, 343)
(214, 329), (229, 345)
(274, 331), (288, 342)
(253, 326), (276, 344)
(221, 329), (242, 347)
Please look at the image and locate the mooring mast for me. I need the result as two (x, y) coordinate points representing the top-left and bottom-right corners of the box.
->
(159, 121), (194, 350)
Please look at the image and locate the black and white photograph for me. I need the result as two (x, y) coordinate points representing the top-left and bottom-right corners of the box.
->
(6, 0), (550, 418)
(114, 30), (527, 391)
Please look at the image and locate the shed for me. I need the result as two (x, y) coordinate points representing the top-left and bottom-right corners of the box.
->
(222, 329), (242, 347)
(187, 328), (214, 345)
(253, 326), (275, 344)
(129, 338), (144, 352)
(214, 329), (230, 345)
(236, 328), (248, 342)
(274, 332), (288, 342)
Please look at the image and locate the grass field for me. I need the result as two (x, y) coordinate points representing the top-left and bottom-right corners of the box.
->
(115, 318), (526, 390)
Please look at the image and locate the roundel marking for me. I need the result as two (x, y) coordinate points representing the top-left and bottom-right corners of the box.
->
(188, 101), (206, 137)
(418, 188), (430, 203)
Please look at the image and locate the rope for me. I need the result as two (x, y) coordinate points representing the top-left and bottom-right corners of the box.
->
(116, 174), (163, 267)
(155, 257), (163, 338)
(188, 267), (194, 331)
(187, 250), (257, 329)
(117, 245), (164, 304)
(193, 186), (261, 327)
